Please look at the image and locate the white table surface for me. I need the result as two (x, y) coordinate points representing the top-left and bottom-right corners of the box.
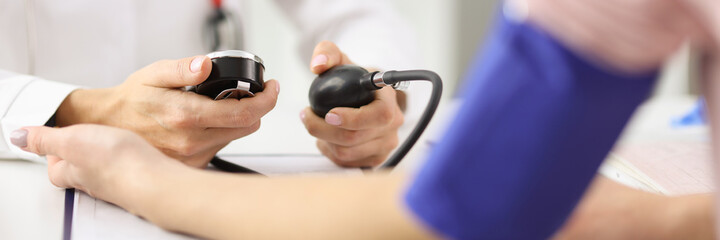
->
(0, 160), (65, 239)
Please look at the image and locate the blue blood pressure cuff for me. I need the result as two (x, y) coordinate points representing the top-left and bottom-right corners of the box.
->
(404, 9), (657, 239)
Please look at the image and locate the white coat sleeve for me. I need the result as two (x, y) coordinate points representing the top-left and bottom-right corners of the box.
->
(273, 0), (430, 124)
(0, 69), (79, 163)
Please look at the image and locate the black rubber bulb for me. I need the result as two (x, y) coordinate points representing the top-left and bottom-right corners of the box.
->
(309, 65), (377, 117)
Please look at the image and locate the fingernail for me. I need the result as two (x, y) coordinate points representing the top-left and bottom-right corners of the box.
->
(325, 113), (341, 126)
(310, 54), (328, 69)
(190, 56), (204, 73)
(299, 110), (306, 120)
(10, 129), (28, 148)
(276, 81), (280, 93)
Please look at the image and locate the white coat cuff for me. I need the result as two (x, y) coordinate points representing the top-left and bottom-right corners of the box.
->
(1, 76), (79, 163)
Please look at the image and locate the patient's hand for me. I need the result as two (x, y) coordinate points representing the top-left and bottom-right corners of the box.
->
(54, 56), (280, 168)
(12, 125), (179, 204)
(300, 41), (404, 167)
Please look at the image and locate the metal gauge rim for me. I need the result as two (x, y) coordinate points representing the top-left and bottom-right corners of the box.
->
(206, 50), (264, 66)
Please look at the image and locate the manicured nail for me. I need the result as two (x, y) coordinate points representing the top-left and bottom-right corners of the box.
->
(190, 56), (204, 73)
(310, 54), (328, 69)
(299, 110), (306, 120)
(10, 129), (28, 148)
(325, 113), (341, 126)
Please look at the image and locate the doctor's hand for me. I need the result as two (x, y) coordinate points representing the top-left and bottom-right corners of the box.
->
(54, 56), (280, 168)
(300, 41), (404, 167)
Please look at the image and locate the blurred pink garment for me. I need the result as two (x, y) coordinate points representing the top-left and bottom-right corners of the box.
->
(684, 0), (720, 47)
(523, 0), (702, 73)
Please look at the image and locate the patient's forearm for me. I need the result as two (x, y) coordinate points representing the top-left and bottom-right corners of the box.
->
(554, 176), (715, 239)
(123, 166), (433, 239)
(671, 194), (714, 239)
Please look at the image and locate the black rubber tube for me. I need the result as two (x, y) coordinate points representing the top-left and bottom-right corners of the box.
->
(210, 156), (262, 175)
(379, 70), (443, 168)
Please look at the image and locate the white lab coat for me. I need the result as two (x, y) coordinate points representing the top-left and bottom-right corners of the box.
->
(0, 0), (421, 162)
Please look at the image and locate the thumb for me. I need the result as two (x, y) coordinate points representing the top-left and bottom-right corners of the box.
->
(310, 40), (354, 74)
(11, 126), (67, 157)
(139, 55), (212, 88)
(12, 127), (74, 189)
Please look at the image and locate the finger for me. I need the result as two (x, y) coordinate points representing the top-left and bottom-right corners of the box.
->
(310, 40), (353, 74)
(325, 87), (400, 130)
(180, 144), (229, 169)
(317, 136), (397, 167)
(47, 155), (72, 188)
(301, 108), (384, 147)
(204, 121), (261, 145)
(168, 121), (262, 158)
(139, 55), (212, 88)
(20, 126), (69, 157)
(193, 80), (279, 128)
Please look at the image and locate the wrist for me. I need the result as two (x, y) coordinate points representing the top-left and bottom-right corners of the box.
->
(109, 155), (188, 216)
(55, 88), (116, 126)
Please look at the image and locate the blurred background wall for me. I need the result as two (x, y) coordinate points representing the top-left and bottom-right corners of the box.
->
(241, 0), (498, 109)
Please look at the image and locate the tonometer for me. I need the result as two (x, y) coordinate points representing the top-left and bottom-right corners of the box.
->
(309, 65), (443, 168)
(194, 50), (443, 172)
(191, 50), (265, 100)
(192, 50), (265, 174)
